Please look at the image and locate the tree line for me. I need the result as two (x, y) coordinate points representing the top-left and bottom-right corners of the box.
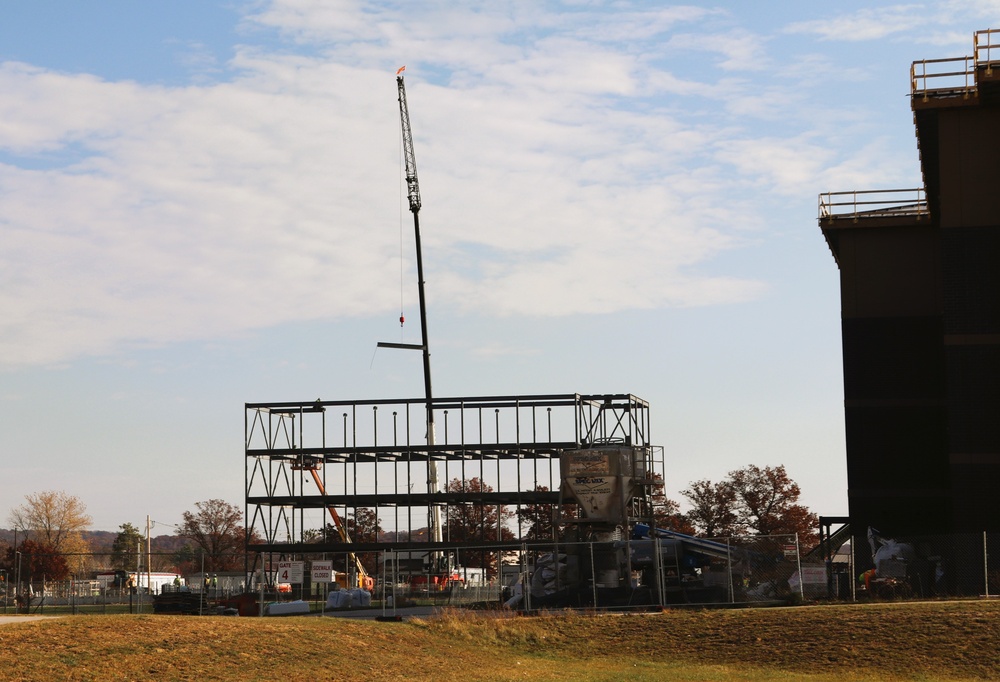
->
(370, 464), (817, 576)
(510, 464), (818, 549)
(0, 493), (254, 584)
(654, 464), (818, 542)
(1, 464), (817, 584)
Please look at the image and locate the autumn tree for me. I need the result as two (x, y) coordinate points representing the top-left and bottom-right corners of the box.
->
(346, 508), (382, 544)
(5, 539), (69, 583)
(171, 545), (200, 578)
(649, 475), (697, 536)
(443, 478), (515, 577)
(302, 525), (330, 544)
(8, 490), (92, 553)
(303, 508), (381, 545)
(727, 464), (818, 543)
(176, 499), (248, 572)
(516, 486), (577, 540)
(305, 509), (384, 575)
(682, 465), (817, 544)
(682, 479), (741, 538)
(60, 533), (94, 577)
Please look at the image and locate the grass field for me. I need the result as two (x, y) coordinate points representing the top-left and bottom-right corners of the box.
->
(1, 600), (998, 681)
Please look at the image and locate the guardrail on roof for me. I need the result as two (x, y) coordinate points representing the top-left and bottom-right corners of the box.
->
(911, 55), (975, 98)
(911, 28), (1000, 99)
(975, 27), (1000, 69)
(818, 188), (927, 221)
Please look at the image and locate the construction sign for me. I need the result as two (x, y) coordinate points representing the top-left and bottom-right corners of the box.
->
(311, 561), (334, 583)
(276, 561), (305, 584)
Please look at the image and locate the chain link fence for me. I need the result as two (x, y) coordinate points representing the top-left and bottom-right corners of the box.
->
(0, 551), (253, 616)
(375, 535), (807, 612)
(5, 531), (1000, 616)
(832, 530), (1000, 602)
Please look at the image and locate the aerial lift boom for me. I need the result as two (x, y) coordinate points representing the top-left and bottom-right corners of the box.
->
(293, 459), (373, 590)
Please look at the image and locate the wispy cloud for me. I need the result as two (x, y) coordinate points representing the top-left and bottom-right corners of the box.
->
(667, 29), (773, 72)
(785, 5), (928, 42)
(0, 1), (922, 367)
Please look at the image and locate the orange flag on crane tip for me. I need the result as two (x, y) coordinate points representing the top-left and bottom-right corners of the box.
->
(396, 65), (406, 74)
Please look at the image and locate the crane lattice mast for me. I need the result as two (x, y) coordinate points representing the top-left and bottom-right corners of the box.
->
(398, 74), (422, 214)
(395, 70), (441, 546)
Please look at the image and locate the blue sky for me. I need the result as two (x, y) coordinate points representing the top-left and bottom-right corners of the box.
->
(2, 1), (996, 532)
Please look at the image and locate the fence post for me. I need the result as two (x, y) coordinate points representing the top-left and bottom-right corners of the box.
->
(392, 549), (398, 615)
(199, 552), (205, 617)
(849, 539), (856, 602)
(625, 537), (633, 594)
(378, 550), (385, 617)
(259, 572), (265, 618)
(795, 533), (804, 602)
(520, 542), (529, 613)
(726, 538), (734, 604)
(589, 542), (597, 609)
(651, 535), (662, 608)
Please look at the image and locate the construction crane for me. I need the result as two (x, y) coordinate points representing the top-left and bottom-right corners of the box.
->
(380, 68), (442, 547)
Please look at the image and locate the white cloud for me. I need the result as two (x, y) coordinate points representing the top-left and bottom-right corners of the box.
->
(715, 136), (833, 196)
(785, 5), (927, 42)
(940, 0), (1000, 19)
(667, 29), (772, 72)
(0, 1), (916, 368)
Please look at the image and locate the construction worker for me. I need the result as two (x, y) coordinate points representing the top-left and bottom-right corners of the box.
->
(859, 568), (876, 591)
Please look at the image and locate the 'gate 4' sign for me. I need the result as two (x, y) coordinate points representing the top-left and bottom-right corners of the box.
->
(276, 561), (305, 584)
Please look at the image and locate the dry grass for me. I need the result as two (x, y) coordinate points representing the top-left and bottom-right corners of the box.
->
(1, 600), (999, 681)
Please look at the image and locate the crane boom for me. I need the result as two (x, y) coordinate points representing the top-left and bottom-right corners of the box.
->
(395, 71), (442, 548)
(397, 74), (421, 214)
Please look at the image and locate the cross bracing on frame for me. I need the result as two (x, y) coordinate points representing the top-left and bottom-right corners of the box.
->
(244, 393), (660, 555)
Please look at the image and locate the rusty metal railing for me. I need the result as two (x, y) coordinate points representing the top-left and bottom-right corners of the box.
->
(818, 188), (927, 221)
(911, 56), (975, 99)
(911, 28), (1000, 99)
(975, 28), (1000, 74)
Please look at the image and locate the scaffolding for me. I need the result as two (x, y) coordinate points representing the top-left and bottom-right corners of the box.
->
(244, 393), (661, 576)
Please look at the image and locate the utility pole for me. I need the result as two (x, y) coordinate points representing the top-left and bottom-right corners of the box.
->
(146, 515), (152, 598)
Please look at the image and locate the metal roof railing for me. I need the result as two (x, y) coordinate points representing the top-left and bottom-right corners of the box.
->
(818, 188), (927, 221)
(975, 27), (1000, 72)
(911, 28), (1000, 99)
(911, 56), (975, 98)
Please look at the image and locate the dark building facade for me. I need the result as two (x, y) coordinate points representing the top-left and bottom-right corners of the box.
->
(820, 30), (1000, 536)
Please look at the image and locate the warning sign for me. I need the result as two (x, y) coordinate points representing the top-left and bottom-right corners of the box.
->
(311, 561), (334, 583)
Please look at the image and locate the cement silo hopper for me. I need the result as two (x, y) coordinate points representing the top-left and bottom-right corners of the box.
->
(528, 445), (650, 601)
(559, 445), (647, 530)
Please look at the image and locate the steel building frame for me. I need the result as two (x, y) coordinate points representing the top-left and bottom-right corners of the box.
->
(244, 393), (660, 563)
